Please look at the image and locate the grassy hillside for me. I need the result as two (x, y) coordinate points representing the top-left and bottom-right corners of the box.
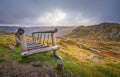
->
(0, 29), (120, 77)
(66, 22), (120, 41)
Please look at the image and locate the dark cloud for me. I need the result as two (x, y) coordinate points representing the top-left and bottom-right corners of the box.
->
(0, 0), (120, 26)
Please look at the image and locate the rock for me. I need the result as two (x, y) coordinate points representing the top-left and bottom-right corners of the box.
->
(112, 60), (117, 62)
(45, 69), (56, 77)
(62, 73), (68, 77)
(117, 56), (120, 58)
(43, 64), (57, 77)
(111, 52), (119, 55)
(89, 54), (97, 58)
(89, 54), (102, 63)
(110, 28), (120, 39)
(79, 45), (83, 49)
(32, 60), (40, 66)
(89, 48), (101, 53)
(8, 44), (16, 50)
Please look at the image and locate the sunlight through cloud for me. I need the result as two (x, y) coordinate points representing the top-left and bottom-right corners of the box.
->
(36, 9), (99, 26)
(37, 9), (67, 26)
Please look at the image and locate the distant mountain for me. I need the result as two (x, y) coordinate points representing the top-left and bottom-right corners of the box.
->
(0, 26), (76, 37)
(66, 22), (120, 40)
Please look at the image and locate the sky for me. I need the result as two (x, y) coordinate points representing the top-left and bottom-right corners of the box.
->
(0, 0), (120, 26)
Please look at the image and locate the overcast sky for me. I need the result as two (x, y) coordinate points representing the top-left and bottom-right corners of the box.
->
(0, 0), (120, 26)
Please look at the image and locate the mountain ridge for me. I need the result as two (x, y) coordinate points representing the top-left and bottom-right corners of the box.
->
(66, 22), (120, 40)
(0, 26), (76, 37)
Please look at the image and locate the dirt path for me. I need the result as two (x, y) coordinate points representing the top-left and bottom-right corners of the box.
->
(0, 61), (60, 77)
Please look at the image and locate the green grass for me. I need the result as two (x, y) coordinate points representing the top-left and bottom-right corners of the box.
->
(0, 57), (4, 62)
(93, 65), (118, 77)
(107, 62), (120, 70)
(58, 51), (120, 77)
(0, 34), (120, 77)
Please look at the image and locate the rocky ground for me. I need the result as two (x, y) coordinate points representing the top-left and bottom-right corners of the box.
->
(0, 61), (60, 77)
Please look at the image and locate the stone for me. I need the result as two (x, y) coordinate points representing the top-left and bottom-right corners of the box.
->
(8, 44), (16, 50)
(89, 54), (97, 58)
(112, 60), (117, 62)
(62, 73), (68, 77)
(32, 60), (40, 66)
(89, 48), (101, 53)
(117, 56), (120, 58)
(79, 45), (83, 49)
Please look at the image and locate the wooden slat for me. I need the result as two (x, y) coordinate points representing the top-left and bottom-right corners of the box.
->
(27, 43), (41, 45)
(51, 32), (57, 56)
(16, 28), (27, 52)
(21, 45), (59, 57)
(32, 29), (57, 34)
(27, 44), (42, 47)
(27, 45), (49, 50)
(27, 41), (39, 44)
(27, 44), (48, 48)
(27, 41), (40, 45)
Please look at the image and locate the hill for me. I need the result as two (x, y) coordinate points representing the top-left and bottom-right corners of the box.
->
(0, 26), (76, 37)
(66, 22), (120, 40)
(0, 23), (120, 77)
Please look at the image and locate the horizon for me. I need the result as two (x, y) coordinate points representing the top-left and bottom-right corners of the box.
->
(0, 0), (120, 26)
(0, 22), (120, 27)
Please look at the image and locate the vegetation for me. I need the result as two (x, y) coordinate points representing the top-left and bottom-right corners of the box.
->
(0, 57), (4, 62)
(66, 23), (120, 41)
(0, 29), (120, 77)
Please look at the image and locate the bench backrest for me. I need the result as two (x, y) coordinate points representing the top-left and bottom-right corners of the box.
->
(15, 28), (57, 52)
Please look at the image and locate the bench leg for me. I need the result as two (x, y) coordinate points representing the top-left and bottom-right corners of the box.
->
(53, 50), (62, 59)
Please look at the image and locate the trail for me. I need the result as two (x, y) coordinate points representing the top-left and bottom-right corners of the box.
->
(0, 61), (60, 77)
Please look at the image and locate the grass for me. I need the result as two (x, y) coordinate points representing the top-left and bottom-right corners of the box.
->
(107, 62), (120, 70)
(0, 33), (120, 77)
(0, 57), (4, 62)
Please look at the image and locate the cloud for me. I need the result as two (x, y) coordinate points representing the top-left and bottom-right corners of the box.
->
(36, 9), (67, 26)
(0, 0), (119, 26)
(35, 9), (99, 26)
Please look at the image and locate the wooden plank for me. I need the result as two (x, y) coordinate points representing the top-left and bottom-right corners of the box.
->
(15, 33), (20, 47)
(21, 45), (59, 57)
(27, 41), (41, 45)
(27, 42), (43, 46)
(27, 44), (49, 49)
(27, 45), (49, 50)
(32, 29), (57, 34)
(32, 33), (35, 41)
(51, 33), (57, 56)
(57, 60), (63, 71)
(16, 28), (27, 52)
(27, 41), (39, 44)
(27, 44), (42, 47)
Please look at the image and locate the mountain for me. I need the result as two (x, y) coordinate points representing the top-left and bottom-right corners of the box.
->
(0, 26), (76, 37)
(66, 22), (120, 40)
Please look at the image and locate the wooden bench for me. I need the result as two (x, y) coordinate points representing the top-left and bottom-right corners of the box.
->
(15, 28), (61, 59)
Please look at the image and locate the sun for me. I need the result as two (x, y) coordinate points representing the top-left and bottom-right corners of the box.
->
(37, 9), (67, 26)
(54, 10), (66, 23)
